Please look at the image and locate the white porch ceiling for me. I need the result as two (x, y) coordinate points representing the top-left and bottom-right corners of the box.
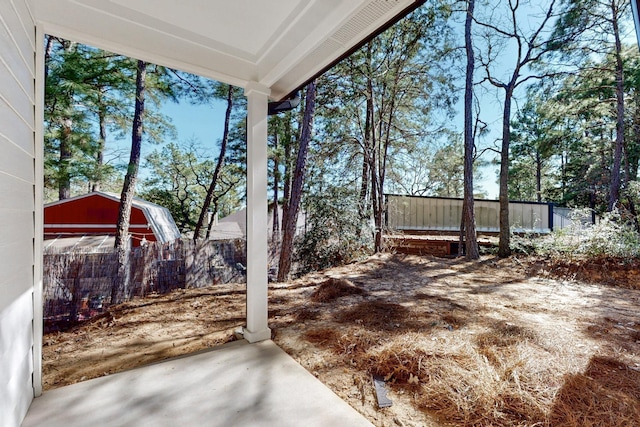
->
(27, 0), (424, 100)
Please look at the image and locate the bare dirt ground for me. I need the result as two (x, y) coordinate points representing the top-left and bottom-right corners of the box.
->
(43, 254), (640, 426)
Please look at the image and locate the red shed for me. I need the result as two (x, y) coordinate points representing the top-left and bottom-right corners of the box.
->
(44, 192), (181, 247)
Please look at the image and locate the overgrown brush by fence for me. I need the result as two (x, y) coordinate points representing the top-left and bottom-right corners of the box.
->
(512, 208), (640, 259)
(43, 238), (246, 332)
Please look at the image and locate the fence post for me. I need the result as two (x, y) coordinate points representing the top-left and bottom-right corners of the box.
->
(69, 259), (82, 322)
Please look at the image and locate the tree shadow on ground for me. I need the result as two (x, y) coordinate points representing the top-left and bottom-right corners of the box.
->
(277, 253), (640, 426)
(549, 356), (640, 426)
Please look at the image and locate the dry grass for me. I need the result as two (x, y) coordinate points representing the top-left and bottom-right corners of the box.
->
(43, 254), (640, 426)
(338, 300), (412, 330)
(282, 254), (640, 426)
(310, 278), (366, 302)
(549, 357), (640, 426)
(302, 326), (556, 426)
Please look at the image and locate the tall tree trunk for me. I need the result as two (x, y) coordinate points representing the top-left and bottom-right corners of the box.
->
(498, 86), (514, 258)
(360, 43), (375, 233)
(359, 88), (372, 222)
(371, 161), (383, 253)
(58, 40), (74, 200)
(44, 35), (54, 81)
(194, 85), (234, 241)
(475, 0), (558, 256)
(536, 150), (542, 203)
(92, 96), (107, 192)
(374, 79), (398, 253)
(608, 0), (625, 211)
(277, 81), (316, 281)
(272, 128), (280, 237)
(112, 59), (146, 303)
(462, 0), (479, 260)
(561, 150), (567, 201)
(629, 90), (640, 180)
(365, 75), (386, 252)
(359, 157), (370, 217)
(370, 145), (380, 251)
(282, 118), (293, 226)
(58, 118), (72, 200)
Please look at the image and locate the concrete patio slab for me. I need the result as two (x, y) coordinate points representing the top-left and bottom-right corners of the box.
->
(23, 340), (374, 427)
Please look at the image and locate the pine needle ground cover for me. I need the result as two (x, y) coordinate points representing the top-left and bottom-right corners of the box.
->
(43, 254), (640, 426)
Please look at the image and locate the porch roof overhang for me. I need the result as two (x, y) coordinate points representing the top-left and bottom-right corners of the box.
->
(25, 0), (426, 349)
(27, 0), (425, 100)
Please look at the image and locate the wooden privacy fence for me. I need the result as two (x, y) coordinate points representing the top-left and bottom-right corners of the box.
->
(43, 239), (246, 331)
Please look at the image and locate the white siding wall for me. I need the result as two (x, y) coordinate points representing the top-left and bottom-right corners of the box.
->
(0, 0), (37, 426)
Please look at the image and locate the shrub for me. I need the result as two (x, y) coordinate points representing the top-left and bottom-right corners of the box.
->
(294, 187), (373, 274)
(513, 208), (640, 258)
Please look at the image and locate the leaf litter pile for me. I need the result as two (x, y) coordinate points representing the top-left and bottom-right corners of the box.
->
(43, 253), (640, 426)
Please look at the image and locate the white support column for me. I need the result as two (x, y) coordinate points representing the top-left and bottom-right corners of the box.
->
(243, 82), (271, 343)
(33, 24), (45, 397)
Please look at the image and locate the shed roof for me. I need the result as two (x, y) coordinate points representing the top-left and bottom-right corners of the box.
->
(44, 192), (181, 244)
(26, 0), (425, 100)
(44, 235), (115, 253)
(209, 207), (306, 241)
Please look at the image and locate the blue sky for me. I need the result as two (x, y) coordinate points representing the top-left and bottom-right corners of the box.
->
(93, 1), (638, 202)
(106, 95), (230, 186)
(157, 90), (501, 199)
(161, 99), (227, 147)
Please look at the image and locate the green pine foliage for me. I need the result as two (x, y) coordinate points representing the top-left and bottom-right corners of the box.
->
(294, 187), (374, 275)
